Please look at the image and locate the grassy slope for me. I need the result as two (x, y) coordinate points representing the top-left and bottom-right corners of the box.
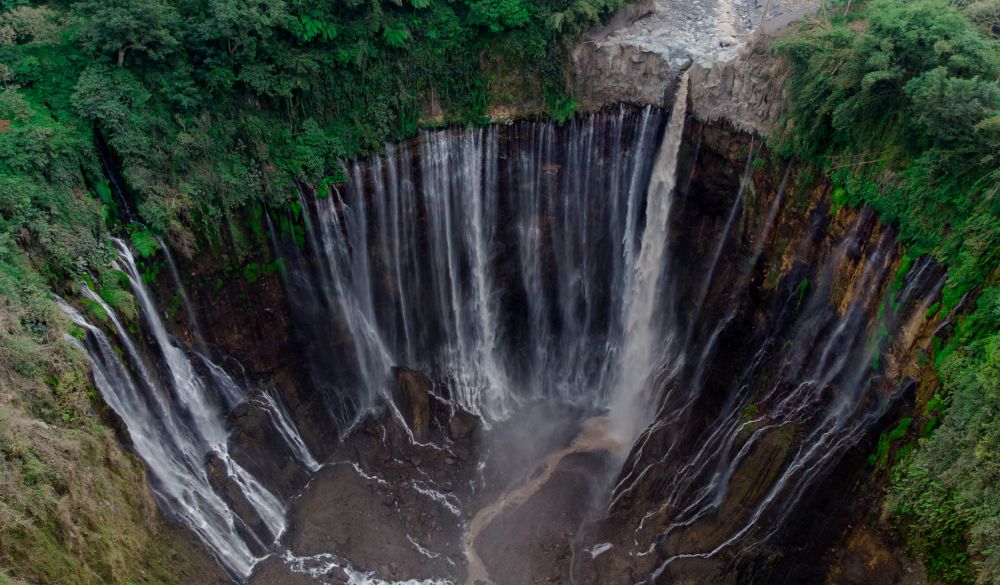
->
(0, 368), (226, 584)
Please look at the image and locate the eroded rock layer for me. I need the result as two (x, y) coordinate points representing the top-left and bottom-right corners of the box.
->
(71, 106), (945, 585)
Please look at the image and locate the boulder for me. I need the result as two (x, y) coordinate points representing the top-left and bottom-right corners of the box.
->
(390, 367), (433, 441)
(448, 409), (478, 441)
(325, 566), (350, 582)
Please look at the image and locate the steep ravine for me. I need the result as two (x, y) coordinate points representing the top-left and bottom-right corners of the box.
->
(58, 13), (949, 582)
(578, 121), (944, 584)
(4, 0), (993, 581)
(91, 100), (949, 584)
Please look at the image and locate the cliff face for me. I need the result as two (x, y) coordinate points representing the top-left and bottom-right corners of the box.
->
(572, 0), (815, 136)
(77, 7), (948, 580)
(142, 113), (946, 584)
(563, 7), (949, 581)
(687, 29), (793, 136)
(569, 121), (942, 583)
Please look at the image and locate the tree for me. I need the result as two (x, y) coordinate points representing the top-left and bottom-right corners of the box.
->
(905, 67), (999, 151)
(465, 0), (531, 32)
(0, 5), (60, 46)
(71, 65), (152, 158)
(195, 0), (288, 59)
(73, 0), (182, 66)
(954, 0), (1000, 37)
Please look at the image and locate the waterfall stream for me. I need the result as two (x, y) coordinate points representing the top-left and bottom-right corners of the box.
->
(62, 99), (945, 584)
(607, 71), (689, 443)
(61, 241), (317, 579)
(281, 105), (669, 428)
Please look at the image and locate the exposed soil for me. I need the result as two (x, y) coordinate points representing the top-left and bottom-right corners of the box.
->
(475, 451), (618, 585)
(466, 418), (623, 585)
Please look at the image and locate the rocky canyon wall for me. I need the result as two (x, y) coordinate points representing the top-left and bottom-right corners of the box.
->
(140, 110), (949, 584)
(570, 121), (945, 584)
(572, 0), (816, 135)
(75, 7), (952, 579)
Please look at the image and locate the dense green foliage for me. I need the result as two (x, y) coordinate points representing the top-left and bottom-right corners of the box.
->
(891, 289), (1000, 583)
(775, 0), (998, 304)
(776, 1), (999, 582)
(3, 0), (629, 260)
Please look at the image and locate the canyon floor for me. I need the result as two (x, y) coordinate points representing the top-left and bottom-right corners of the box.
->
(249, 389), (623, 585)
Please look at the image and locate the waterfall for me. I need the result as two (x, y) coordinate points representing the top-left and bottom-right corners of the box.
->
(690, 138), (757, 320)
(607, 72), (690, 443)
(61, 99), (948, 583)
(284, 105), (666, 425)
(61, 293), (261, 578)
(646, 252), (946, 579)
(256, 389), (321, 472)
(60, 241), (316, 580)
(157, 235), (208, 350)
(608, 205), (947, 575)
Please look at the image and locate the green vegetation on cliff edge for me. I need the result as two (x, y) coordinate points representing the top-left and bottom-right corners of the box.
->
(776, 1), (999, 582)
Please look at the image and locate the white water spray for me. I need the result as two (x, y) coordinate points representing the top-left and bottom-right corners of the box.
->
(59, 241), (317, 579)
(608, 72), (690, 443)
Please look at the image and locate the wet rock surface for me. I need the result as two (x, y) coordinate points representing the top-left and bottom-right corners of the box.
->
(476, 451), (616, 585)
(248, 389), (623, 585)
(248, 404), (467, 584)
(569, 120), (944, 584)
(159, 110), (944, 585)
(392, 367), (435, 442)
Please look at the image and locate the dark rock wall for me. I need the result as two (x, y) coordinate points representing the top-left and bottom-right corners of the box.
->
(581, 120), (943, 584)
(149, 115), (942, 584)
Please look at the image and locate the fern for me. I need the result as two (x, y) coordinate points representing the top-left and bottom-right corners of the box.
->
(382, 24), (410, 48)
(298, 15), (338, 43)
(130, 229), (161, 258)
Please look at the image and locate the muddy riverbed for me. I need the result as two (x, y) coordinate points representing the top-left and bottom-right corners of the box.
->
(249, 397), (624, 585)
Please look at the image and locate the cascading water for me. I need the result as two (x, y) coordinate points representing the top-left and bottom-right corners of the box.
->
(63, 97), (947, 584)
(282, 77), (692, 445)
(596, 150), (947, 580)
(607, 71), (689, 443)
(278, 104), (680, 430)
(638, 240), (945, 580)
(61, 240), (317, 580)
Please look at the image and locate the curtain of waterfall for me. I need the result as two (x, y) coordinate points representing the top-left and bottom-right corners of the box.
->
(286, 105), (668, 425)
(61, 102), (949, 584)
(60, 240), (317, 580)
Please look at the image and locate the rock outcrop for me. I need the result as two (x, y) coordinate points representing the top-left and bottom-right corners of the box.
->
(688, 26), (793, 136)
(573, 0), (817, 136)
(391, 367), (434, 441)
